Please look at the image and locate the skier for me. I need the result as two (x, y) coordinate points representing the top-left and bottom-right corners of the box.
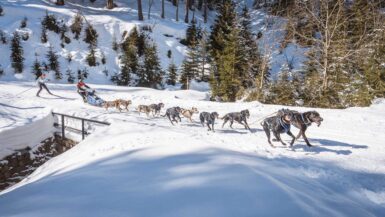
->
(36, 73), (53, 97)
(77, 78), (93, 102)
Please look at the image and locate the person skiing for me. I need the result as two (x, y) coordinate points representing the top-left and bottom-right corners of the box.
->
(36, 73), (53, 97)
(77, 78), (93, 102)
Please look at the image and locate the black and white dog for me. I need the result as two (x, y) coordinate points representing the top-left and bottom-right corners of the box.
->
(200, 112), (219, 132)
(221, 109), (251, 130)
(261, 111), (296, 147)
(149, 103), (165, 117)
(278, 109), (323, 147)
(162, 107), (182, 125)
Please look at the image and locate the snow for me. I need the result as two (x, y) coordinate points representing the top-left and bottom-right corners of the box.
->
(0, 81), (385, 216)
(0, 0), (214, 84)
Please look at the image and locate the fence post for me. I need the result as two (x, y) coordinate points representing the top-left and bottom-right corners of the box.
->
(82, 119), (85, 140)
(61, 114), (65, 139)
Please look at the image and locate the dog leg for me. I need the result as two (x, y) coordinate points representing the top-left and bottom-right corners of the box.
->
(222, 119), (228, 128)
(301, 131), (312, 147)
(287, 131), (296, 146)
(212, 123), (215, 132)
(229, 120), (234, 129)
(263, 124), (274, 147)
(206, 123), (211, 131)
(274, 132), (287, 146)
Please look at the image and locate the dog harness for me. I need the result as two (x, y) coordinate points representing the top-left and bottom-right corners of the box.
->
(300, 113), (312, 126)
(279, 117), (291, 133)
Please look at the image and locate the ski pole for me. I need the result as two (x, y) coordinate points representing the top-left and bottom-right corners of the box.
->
(15, 86), (35, 96)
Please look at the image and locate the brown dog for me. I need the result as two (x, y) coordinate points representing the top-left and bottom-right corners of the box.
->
(103, 100), (119, 111)
(116, 99), (132, 112)
(137, 105), (152, 117)
(180, 107), (199, 122)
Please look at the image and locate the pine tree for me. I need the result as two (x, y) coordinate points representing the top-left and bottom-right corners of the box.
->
(86, 46), (97, 67)
(60, 23), (71, 44)
(0, 30), (7, 44)
(185, 18), (201, 47)
(138, 43), (163, 88)
(0, 5), (4, 16)
(70, 13), (83, 40)
(84, 24), (98, 47)
(42, 11), (60, 33)
(32, 57), (42, 79)
(46, 46), (61, 79)
(208, 0), (245, 101)
(167, 62), (178, 85)
(180, 45), (199, 89)
(20, 17), (27, 28)
(66, 68), (75, 83)
(239, 6), (262, 89)
(119, 44), (138, 86)
(41, 25), (48, 43)
(112, 34), (119, 51)
(10, 31), (24, 74)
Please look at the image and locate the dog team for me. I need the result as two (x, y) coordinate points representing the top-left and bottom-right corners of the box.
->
(101, 98), (324, 148)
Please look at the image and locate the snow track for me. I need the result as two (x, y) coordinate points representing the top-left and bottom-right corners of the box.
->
(0, 82), (385, 216)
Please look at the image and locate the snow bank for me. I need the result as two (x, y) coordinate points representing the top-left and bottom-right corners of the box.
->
(0, 105), (54, 159)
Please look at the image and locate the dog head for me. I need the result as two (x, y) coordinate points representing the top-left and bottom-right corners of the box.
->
(241, 109), (250, 119)
(127, 100), (132, 105)
(211, 112), (219, 119)
(191, 107), (199, 114)
(175, 106), (182, 113)
(158, 103), (165, 108)
(307, 111), (323, 127)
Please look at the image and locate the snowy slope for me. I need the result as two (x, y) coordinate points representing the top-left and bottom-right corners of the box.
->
(0, 81), (384, 216)
(0, 0), (306, 85)
(0, 0), (214, 84)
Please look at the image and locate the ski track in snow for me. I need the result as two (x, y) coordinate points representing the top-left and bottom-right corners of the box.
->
(0, 82), (384, 217)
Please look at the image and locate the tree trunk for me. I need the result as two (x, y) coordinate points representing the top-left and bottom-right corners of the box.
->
(203, 0), (207, 23)
(106, 0), (114, 9)
(176, 0), (179, 21)
(56, 0), (64, 5)
(138, 0), (144, 20)
(185, 0), (189, 23)
(161, 0), (165, 18)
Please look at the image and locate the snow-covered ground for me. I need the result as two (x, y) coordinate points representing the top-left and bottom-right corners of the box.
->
(0, 81), (384, 216)
(0, 0), (306, 85)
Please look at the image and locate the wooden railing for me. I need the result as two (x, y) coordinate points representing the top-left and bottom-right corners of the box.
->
(52, 112), (110, 140)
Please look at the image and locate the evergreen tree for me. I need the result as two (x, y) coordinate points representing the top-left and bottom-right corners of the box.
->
(0, 5), (4, 16)
(185, 18), (202, 47)
(84, 24), (98, 47)
(119, 44), (138, 86)
(20, 17), (27, 28)
(180, 46), (199, 89)
(0, 30), (7, 44)
(166, 62), (178, 85)
(60, 23), (71, 44)
(41, 25), (48, 43)
(208, 0), (245, 101)
(138, 43), (163, 88)
(112, 34), (119, 51)
(66, 68), (75, 83)
(70, 13), (83, 40)
(46, 46), (61, 79)
(32, 57), (42, 79)
(10, 31), (24, 74)
(239, 6), (262, 88)
(42, 11), (60, 33)
(86, 46), (97, 67)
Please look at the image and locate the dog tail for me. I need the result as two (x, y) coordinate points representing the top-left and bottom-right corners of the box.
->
(161, 113), (167, 117)
(218, 115), (227, 120)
